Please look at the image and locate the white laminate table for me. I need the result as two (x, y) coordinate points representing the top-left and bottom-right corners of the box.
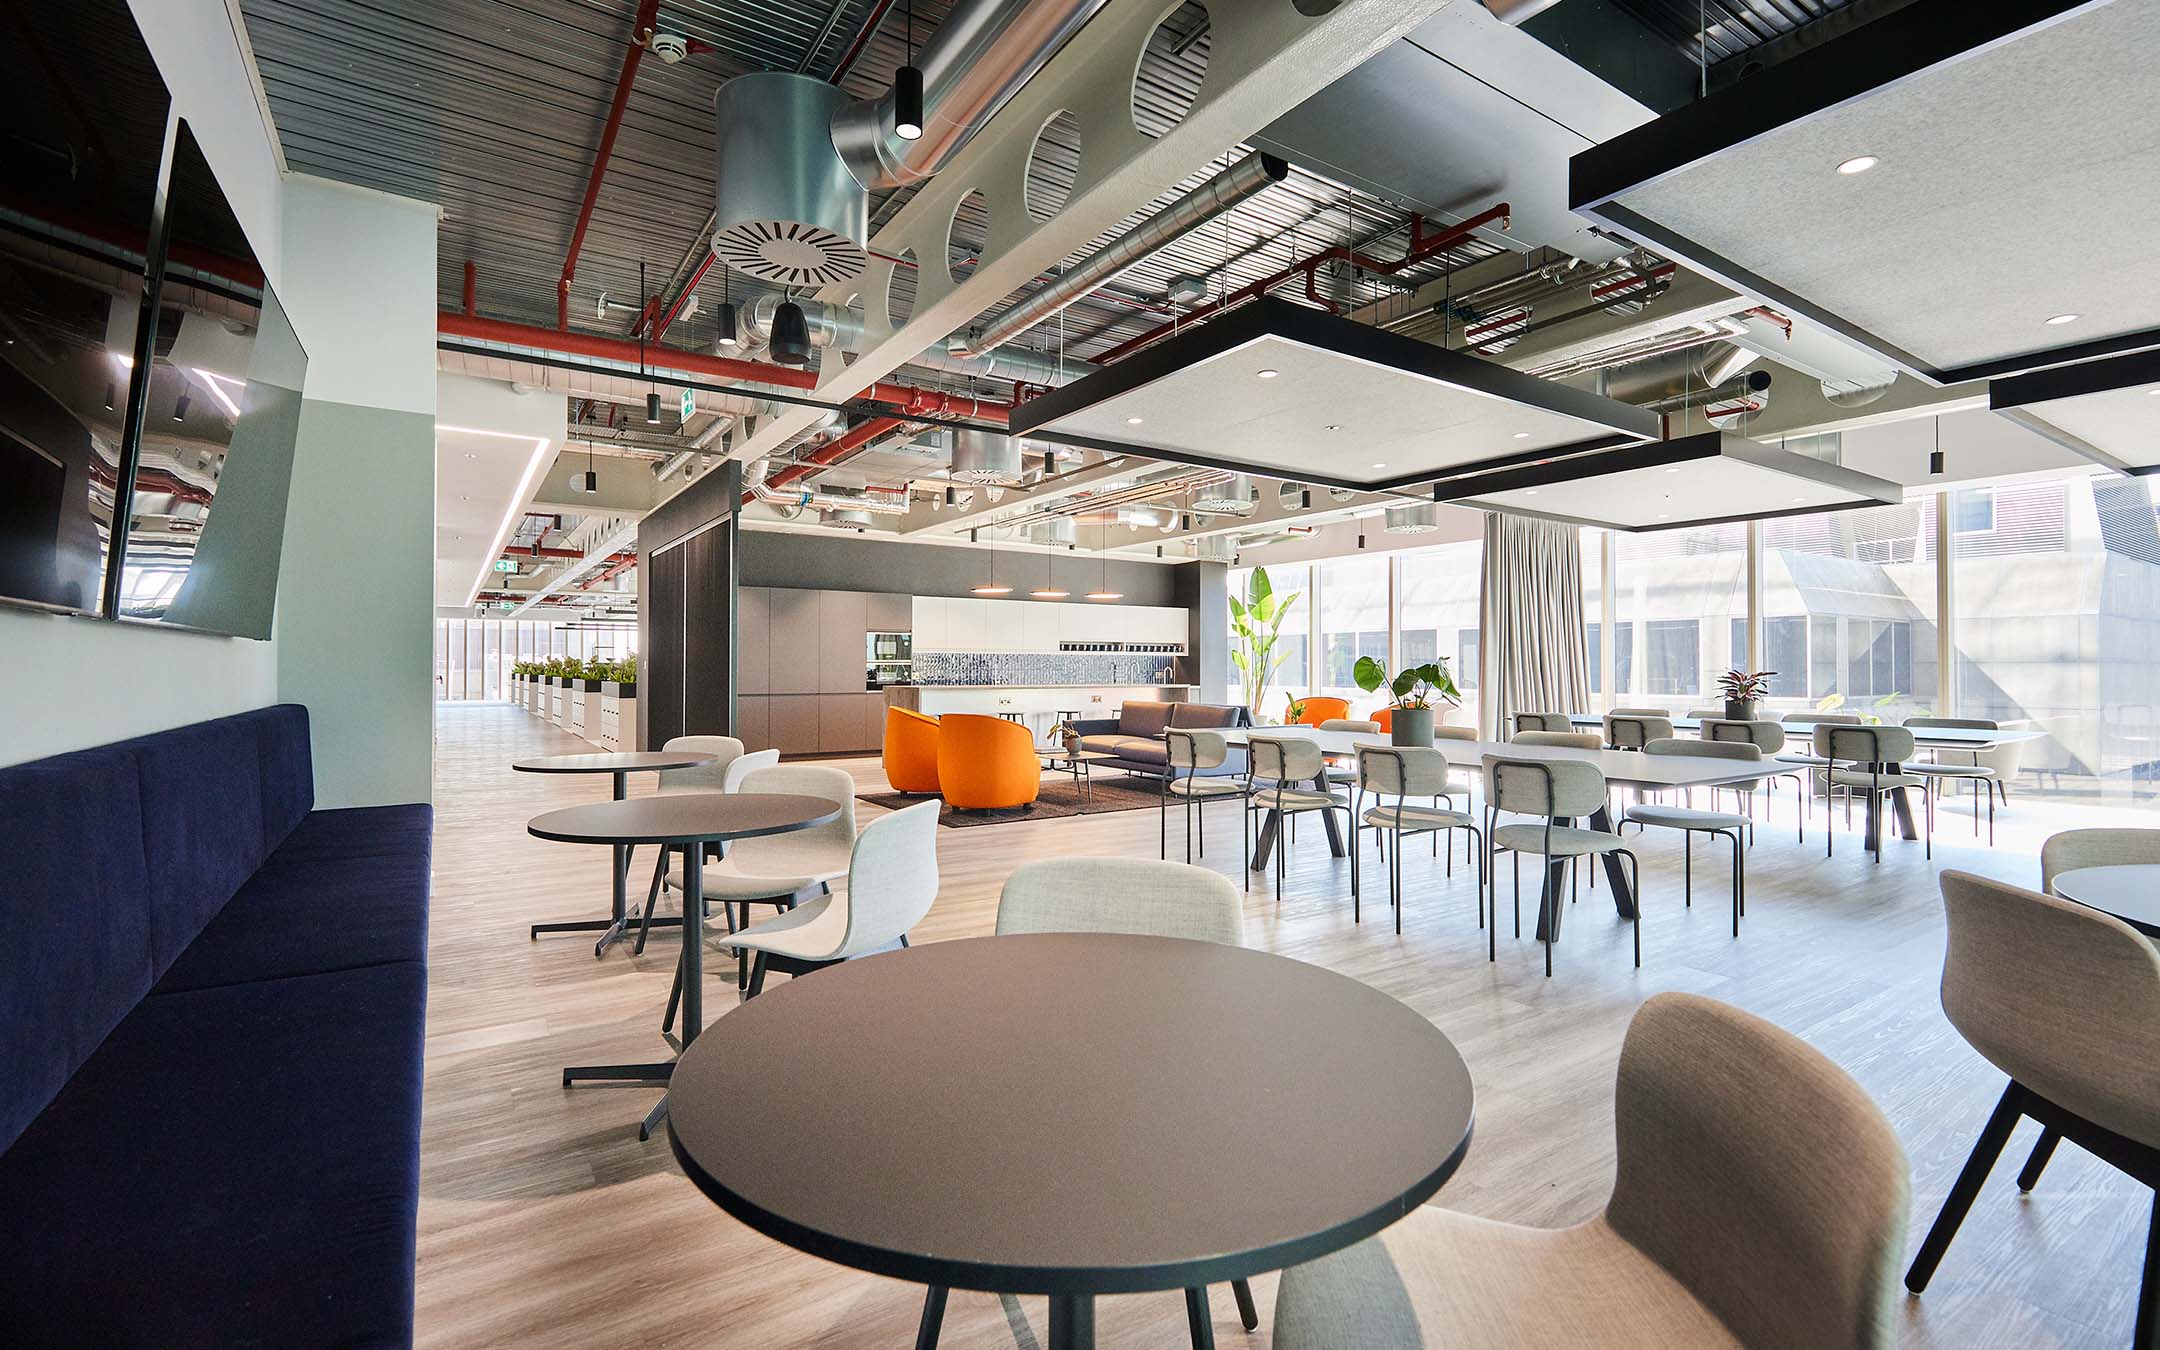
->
(1562, 713), (2049, 751)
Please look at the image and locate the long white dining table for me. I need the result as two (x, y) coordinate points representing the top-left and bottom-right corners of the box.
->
(1219, 726), (1774, 940)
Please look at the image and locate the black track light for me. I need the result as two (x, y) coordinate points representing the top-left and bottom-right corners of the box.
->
(713, 300), (739, 349)
(894, 65), (925, 142)
(770, 300), (812, 365)
(171, 390), (191, 422)
(1357, 530), (1366, 550)
(645, 391), (662, 424)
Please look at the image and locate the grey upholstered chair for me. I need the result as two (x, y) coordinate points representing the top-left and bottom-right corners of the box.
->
(1160, 728), (1250, 866)
(1513, 711), (1576, 735)
(1513, 729), (1603, 750)
(1248, 735), (1351, 897)
(1811, 724), (1929, 861)
(1906, 871), (2160, 1342)
(2040, 827), (2160, 895)
(1353, 746), (1482, 933)
(1604, 713), (1675, 751)
(1903, 716), (2015, 845)
(1274, 992), (1911, 1350)
(1483, 752), (1638, 974)
(1699, 718), (1802, 842)
(909, 858), (1257, 1350)
(1623, 739), (1758, 937)
(1317, 718), (1381, 788)
(1774, 711), (1859, 807)
(1608, 705), (1669, 718)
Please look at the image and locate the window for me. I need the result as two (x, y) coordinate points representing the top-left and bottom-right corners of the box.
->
(1400, 537), (1483, 731)
(1642, 620), (1700, 696)
(1611, 524), (1746, 711)
(1581, 530), (1605, 698)
(1316, 554), (1390, 706)
(1954, 487), (1995, 535)
(1730, 616), (1809, 697)
(1586, 621), (1634, 697)
(1761, 501), (1937, 720)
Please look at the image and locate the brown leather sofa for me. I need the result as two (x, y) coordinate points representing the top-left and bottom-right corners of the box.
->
(1073, 700), (1251, 779)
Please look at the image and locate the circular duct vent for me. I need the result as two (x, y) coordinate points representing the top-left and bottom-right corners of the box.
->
(822, 507), (873, 530)
(1383, 503), (1441, 535)
(1032, 517), (1077, 547)
(1189, 474), (1256, 515)
(949, 429), (1023, 485)
(713, 221), (868, 288)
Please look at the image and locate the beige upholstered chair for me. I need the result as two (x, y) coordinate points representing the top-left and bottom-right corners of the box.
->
(1248, 736), (1351, 897)
(1700, 718), (1802, 841)
(1608, 705), (1670, 718)
(1513, 711), (1576, 735)
(1904, 716), (2016, 845)
(1811, 724), (1929, 861)
(1604, 713), (1675, 751)
(1906, 872), (2160, 1337)
(1513, 729), (1602, 750)
(1274, 992), (1910, 1350)
(1483, 752), (1637, 974)
(1159, 729), (1250, 866)
(2040, 827), (2160, 895)
(1624, 739), (1757, 936)
(1353, 746), (1482, 933)
(909, 859), (1256, 1350)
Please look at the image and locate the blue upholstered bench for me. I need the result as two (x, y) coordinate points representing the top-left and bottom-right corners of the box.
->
(0, 704), (431, 1348)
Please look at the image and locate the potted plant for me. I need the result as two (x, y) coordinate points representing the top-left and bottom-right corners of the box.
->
(1717, 669), (1776, 721)
(1048, 719), (1080, 754)
(1283, 695), (1308, 726)
(597, 653), (637, 697)
(1353, 655), (1462, 746)
(1229, 567), (1302, 722)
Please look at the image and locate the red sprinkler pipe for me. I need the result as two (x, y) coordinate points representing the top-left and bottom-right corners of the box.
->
(757, 416), (909, 496)
(1093, 202), (1512, 364)
(559, 0), (661, 329)
(437, 311), (1010, 424)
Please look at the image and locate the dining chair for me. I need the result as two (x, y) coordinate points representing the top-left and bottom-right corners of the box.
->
(730, 797), (941, 998)
(1513, 730), (1603, 750)
(1698, 718), (1802, 842)
(909, 859), (1258, 1350)
(631, 736), (747, 947)
(657, 763), (858, 1000)
(1906, 871), (2159, 1346)
(1161, 729), (1251, 866)
(1316, 718), (1380, 790)
(1607, 705), (1671, 718)
(1603, 713), (1674, 751)
(1354, 746), (1482, 933)
(1513, 712), (1576, 734)
(1621, 739), (1758, 937)
(1903, 716), (2013, 845)
(1247, 736), (1351, 898)
(1272, 992), (1909, 1350)
(1811, 725), (1930, 861)
(1774, 712), (1859, 813)
(720, 747), (780, 793)
(1483, 752), (1639, 975)
(2040, 827), (2160, 895)
(635, 747), (783, 954)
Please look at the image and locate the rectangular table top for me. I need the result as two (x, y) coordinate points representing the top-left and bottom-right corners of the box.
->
(1563, 714), (2047, 749)
(1220, 726), (1774, 791)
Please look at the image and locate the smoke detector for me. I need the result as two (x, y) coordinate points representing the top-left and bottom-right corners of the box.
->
(649, 31), (690, 63)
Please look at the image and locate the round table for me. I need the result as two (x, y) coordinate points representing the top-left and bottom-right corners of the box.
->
(528, 792), (840, 1138)
(2051, 865), (2160, 938)
(665, 932), (1476, 1349)
(513, 750), (715, 954)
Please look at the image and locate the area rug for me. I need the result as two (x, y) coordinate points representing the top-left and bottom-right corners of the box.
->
(858, 773), (1166, 827)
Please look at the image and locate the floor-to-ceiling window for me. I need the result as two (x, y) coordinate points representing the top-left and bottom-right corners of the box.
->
(1609, 522), (1748, 714)
(433, 619), (641, 702)
(1227, 564), (1309, 712)
(1315, 554), (1390, 710)
(1581, 529), (1607, 708)
(1760, 500), (1938, 723)
(1400, 537), (1484, 732)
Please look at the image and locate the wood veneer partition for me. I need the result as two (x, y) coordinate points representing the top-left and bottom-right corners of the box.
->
(638, 461), (741, 750)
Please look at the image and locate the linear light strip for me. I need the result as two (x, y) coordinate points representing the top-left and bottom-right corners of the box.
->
(446, 423), (553, 609)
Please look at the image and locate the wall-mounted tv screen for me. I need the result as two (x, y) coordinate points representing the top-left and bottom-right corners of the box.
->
(0, 1), (173, 616)
(117, 121), (306, 640)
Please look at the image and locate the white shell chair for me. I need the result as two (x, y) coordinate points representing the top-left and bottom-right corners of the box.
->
(731, 798), (941, 997)
(630, 736), (744, 951)
(635, 747), (783, 952)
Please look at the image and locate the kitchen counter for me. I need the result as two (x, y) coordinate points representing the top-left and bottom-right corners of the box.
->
(886, 684), (1193, 738)
(897, 683), (1194, 691)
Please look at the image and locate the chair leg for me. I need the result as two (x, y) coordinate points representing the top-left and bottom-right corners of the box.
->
(2015, 1126), (2061, 1193)
(1183, 1286), (1216, 1350)
(746, 952), (770, 999)
(916, 1286), (949, 1350)
(1683, 831), (1692, 908)
(1232, 1277), (1259, 1331)
(1906, 1082), (2026, 1293)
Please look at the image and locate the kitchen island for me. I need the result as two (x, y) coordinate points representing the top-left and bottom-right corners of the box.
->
(887, 684), (1192, 741)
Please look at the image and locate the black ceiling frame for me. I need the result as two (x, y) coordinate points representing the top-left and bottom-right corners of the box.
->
(1009, 298), (1661, 494)
(1568, 0), (2156, 387)
(1444, 429), (1905, 532)
(1987, 347), (2160, 477)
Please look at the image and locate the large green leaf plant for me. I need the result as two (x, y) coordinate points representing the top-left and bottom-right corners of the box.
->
(1229, 567), (1301, 717)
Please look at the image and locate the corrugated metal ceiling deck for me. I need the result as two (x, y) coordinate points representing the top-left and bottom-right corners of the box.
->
(1612, 0), (1859, 66)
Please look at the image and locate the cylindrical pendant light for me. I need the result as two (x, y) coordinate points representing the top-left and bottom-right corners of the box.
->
(644, 391), (663, 424)
(894, 0), (924, 141)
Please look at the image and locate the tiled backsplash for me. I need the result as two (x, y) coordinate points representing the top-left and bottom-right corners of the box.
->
(912, 651), (1179, 687)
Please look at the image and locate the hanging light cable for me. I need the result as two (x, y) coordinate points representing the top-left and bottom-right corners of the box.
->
(970, 529), (1012, 596)
(713, 264), (738, 349)
(640, 261), (662, 423)
(1086, 530), (1121, 601)
(1031, 534), (1069, 599)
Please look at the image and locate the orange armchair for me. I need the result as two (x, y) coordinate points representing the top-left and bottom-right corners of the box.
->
(883, 706), (942, 795)
(1370, 706), (1393, 734)
(936, 714), (1041, 810)
(1293, 696), (1351, 727)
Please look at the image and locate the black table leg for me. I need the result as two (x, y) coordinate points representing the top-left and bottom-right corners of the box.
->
(1249, 771), (1346, 871)
(1048, 1294), (1095, 1350)
(1534, 808), (1635, 943)
(560, 843), (704, 1140)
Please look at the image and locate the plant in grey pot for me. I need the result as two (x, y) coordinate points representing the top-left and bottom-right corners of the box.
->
(1717, 668), (1776, 721)
(1354, 655), (1462, 746)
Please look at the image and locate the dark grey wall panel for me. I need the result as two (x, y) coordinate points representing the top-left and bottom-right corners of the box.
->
(1175, 560), (1230, 701)
(739, 529), (1184, 608)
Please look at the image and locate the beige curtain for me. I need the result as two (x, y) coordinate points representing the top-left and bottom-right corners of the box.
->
(1479, 513), (1590, 736)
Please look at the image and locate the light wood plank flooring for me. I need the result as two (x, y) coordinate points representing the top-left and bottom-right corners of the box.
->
(420, 704), (2151, 1348)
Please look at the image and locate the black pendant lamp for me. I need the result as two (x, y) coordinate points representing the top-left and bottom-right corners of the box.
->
(770, 298), (812, 365)
(713, 264), (738, 350)
(639, 260), (662, 422)
(1929, 416), (1945, 477)
(894, 0), (924, 142)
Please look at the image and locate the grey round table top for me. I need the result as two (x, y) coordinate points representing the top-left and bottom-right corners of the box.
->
(527, 792), (838, 847)
(2051, 865), (2160, 937)
(512, 750), (714, 775)
(665, 932), (1475, 1295)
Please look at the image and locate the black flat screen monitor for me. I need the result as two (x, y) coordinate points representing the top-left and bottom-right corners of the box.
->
(0, 0), (172, 616)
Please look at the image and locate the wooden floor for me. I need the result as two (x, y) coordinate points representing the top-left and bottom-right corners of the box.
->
(421, 704), (2150, 1348)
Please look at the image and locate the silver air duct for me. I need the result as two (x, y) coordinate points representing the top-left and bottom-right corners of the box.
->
(1637, 369), (1773, 416)
(712, 0), (1108, 288)
(1383, 503), (1441, 535)
(1032, 516), (1077, 546)
(744, 459), (908, 516)
(1190, 475), (1257, 515)
(949, 429), (1024, 485)
(947, 151), (1289, 358)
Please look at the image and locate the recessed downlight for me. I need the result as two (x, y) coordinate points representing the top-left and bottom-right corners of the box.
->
(1665, 466), (1681, 474)
(1512, 431), (1531, 440)
(2045, 313), (2081, 326)
(1835, 155), (1879, 175)
(1370, 461), (1387, 469)
(1524, 489), (1538, 496)
(1125, 416), (1145, 425)
(1256, 368), (1279, 379)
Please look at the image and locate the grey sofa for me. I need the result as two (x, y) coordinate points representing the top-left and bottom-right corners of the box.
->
(1073, 700), (1251, 778)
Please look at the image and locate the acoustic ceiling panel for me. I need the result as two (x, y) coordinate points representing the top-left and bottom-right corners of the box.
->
(1989, 348), (2160, 475)
(1008, 299), (1660, 493)
(1451, 431), (1905, 531)
(1569, 0), (2160, 385)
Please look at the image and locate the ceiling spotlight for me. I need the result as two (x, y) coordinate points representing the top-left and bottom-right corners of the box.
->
(1125, 416), (1145, 426)
(713, 300), (739, 349)
(2044, 313), (2081, 326)
(1512, 431), (1531, 440)
(171, 391), (191, 422)
(1256, 368), (1280, 379)
(1835, 155), (1879, 175)
(770, 300), (813, 364)
(1524, 489), (1538, 496)
(1370, 461), (1386, 469)
(572, 469), (597, 493)
(644, 391), (663, 424)
(1324, 424), (1342, 432)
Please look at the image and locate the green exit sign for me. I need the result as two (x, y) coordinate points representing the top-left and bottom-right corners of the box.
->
(493, 558), (518, 574)
(679, 387), (695, 423)
(496, 599), (515, 611)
